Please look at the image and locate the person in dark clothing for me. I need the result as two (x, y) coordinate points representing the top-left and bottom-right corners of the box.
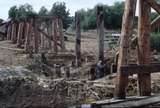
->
(96, 60), (105, 79)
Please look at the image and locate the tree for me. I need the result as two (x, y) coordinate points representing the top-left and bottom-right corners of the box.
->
(8, 4), (37, 21)
(75, 1), (125, 30)
(8, 6), (18, 20)
(49, 2), (70, 29)
(150, 12), (159, 21)
(104, 2), (124, 29)
(39, 6), (49, 16)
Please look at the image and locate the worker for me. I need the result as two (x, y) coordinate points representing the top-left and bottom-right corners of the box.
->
(96, 60), (105, 79)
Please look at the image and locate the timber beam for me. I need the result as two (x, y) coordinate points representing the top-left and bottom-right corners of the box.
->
(146, 0), (160, 15)
(120, 63), (160, 75)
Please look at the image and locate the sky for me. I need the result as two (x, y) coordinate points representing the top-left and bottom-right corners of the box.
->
(0, 0), (123, 20)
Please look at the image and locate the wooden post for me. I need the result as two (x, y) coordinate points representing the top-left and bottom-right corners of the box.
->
(24, 21), (29, 52)
(52, 19), (58, 53)
(97, 6), (104, 62)
(40, 21), (51, 52)
(58, 18), (66, 51)
(17, 22), (24, 47)
(137, 0), (151, 96)
(33, 19), (39, 53)
(25, 19), (33, 53)
(11, 21), (17, 43)
(40, 22), (45, 51)
(75, 12), (81, 67)
(114, 0), (137, 99)
(47, 20), (52, 51)
(7, 23), (12, 40)
(64, 66), (70, 78)
(55, 64), (61, 77)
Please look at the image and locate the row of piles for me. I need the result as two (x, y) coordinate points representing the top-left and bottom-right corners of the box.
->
(6, 17), (65, 53)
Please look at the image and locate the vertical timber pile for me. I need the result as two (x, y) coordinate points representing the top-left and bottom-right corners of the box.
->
(7, 22), (12, 40)
(75, 12), (81, 67)
(114, 0), (137, 99)
(24, 20), (30, 52)
(58, 18), (66, 51)
(25, 19), (33, 53)
(11, 21), (17, 43)
(17, 22), (24, 47)
(52, 18), (58, 53)
(137, 0), (151, 96)
(97, 6), (104, 62)
(33, 19), (39, 53)
(47, 20), (52, 51)
(40, 22), (45, 51)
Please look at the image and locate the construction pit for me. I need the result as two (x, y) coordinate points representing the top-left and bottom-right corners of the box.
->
(1, 0), (160, 107)
(0, 35), (160, 108)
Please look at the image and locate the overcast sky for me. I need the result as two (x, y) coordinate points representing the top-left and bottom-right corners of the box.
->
(0, 0), (124, 20)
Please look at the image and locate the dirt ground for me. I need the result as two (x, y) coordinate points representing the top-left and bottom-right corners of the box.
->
(0, 34), (160, 107)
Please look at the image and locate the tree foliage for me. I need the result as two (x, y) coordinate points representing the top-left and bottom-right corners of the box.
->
(8, 4), (37, 21)
(77, 2), (125, 30)
(38, 6), (49, 16)
(8, 2), (72, 29)
(49, 2), (71, 29)
(150, 12), (159, 21)
(8, 6), (18, 20)
(150, 33), (160, 51)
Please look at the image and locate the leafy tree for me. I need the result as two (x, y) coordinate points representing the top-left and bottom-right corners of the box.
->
(8, 6), (18, 20)
(150, 33), (160, 51)
(49, 2), (70, 29)
(39, 6), (49, 16)
(150, 12), (159, 21)
(76, 1), (125, 30)
(104, 2), (124, 29)
(8, 4), (37, 21)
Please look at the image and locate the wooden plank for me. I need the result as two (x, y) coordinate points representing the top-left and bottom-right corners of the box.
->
(137, 0), (151, 96)
(33, 26), (61, 47)
(92, 96), (148, 108)
(120, 64), (160, 75)
(102, 95), (160, 108)
(97, 6), (104, 62)
(75, 12), (81, 67)
(114, 0), (137, 99)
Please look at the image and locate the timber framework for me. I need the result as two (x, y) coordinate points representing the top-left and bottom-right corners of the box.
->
(115, 0), (160, 99)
